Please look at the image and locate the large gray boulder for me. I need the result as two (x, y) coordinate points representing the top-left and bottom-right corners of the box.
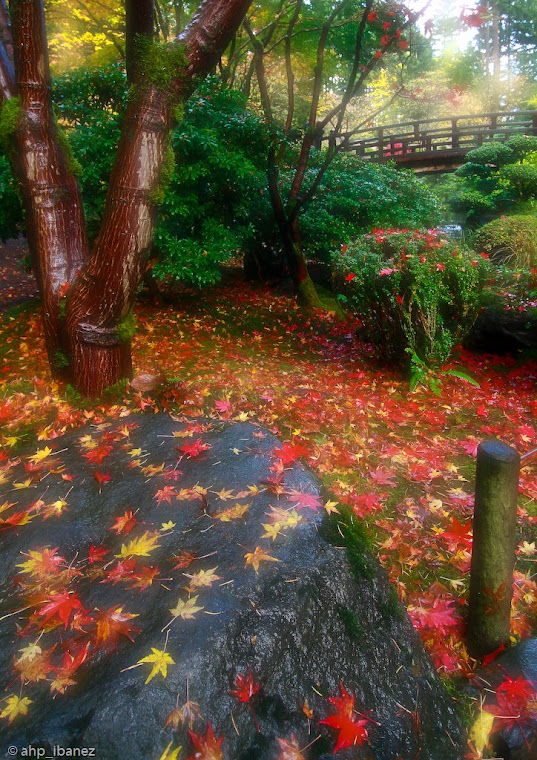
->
(0, 414), (464, 759)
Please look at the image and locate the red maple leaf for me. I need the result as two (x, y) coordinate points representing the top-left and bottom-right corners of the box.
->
(369, 466), (397, 487)
(272, 442), (309, 465)
(94, 605), (140, 650)
(83, 444), (113, 465)
(88, 545), (110, 564)
(178, 439), (212, 458)
(94, 471), (111, 485)
(50, 641), (91, 692)
(229, 668), (260, 703)
(128, 564), (160, 591)
(101, 559), (137, 584)
(438, 517), (472, 549)
(38, 591), (84, 629)
(186, 723), (224, 760)
(285, 489), (322, 511)
(155, 486), (177, 505)
(486, 675), (536, 731)
(319, 682), (370, 753)
(408, 594), (460, 634)
(229, 668), (261, 731)
(109, 509), (138, 534)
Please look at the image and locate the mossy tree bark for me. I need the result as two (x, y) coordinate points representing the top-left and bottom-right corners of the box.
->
(467, 439), (520, 658)
(0, 0), (252, 396)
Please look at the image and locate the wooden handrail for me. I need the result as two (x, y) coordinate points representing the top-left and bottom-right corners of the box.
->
(323, 110), (537, 170)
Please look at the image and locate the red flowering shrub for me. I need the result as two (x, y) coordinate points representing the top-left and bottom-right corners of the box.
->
(333, 229), (490, 370)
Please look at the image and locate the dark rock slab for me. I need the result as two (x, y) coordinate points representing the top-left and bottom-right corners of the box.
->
(0, 414), (464, 759)
(465, 307), (537, 355)
(468, 639), (537, 760)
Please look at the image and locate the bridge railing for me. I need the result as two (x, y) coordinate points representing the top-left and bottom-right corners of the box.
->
(321, 110), (537, 162)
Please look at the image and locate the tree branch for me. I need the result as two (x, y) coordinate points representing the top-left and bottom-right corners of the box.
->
(283, 0), (301, 137)
(126, 0), (155, 83)
(288, 0), (350, 203)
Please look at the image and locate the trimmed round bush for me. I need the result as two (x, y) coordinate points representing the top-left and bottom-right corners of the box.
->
(500, 164), (537, 200)
(474, 215), (537, 268)
(333, 229), (489, 369)
(505, 134), (537, 161)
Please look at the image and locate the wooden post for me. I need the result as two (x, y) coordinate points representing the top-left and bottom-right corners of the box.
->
(451, 118), (459, 149)
(467, 440), (520, 659)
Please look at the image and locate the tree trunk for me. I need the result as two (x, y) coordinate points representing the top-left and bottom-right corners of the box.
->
(9, 0), (88, 378)
(3, 0), (253, 397)
(281, 216), (322, 308)
(65, 84), (172, 395)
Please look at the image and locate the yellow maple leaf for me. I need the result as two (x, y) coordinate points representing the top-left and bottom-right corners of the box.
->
(244, 546), (280, 573)
(16, 643), (42, 662)
(184, 567), (221, 590)
(169, 595), (204, 620)
(0, 500), (16, 515)
(214, 503), (250, 522)
(0, 694), (32, 724)
(28, 446), (54, 464)
(468, 708), (495, 756)
(261, 523), (282, 541)
(158, 741), (182, 760)
(213, 487), (234, 501)
(519, 540), (536, 557)
(161, 520), (176, 531)
(117, 530), (161, 558)
(13, 478), (33, 490)
(136, 648), (175, 684)
(324, 500), (340, 514)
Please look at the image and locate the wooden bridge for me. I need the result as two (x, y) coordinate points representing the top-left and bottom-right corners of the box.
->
(320, 110), (537, 173)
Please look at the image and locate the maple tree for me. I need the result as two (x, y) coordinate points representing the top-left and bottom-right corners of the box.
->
(0, 0), (252, 396)
(243, 1), (425, 306)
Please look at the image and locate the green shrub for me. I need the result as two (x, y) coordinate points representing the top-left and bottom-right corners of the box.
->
(505, 134), (537, 161)
(333, 229), (489, 370)
(474, 215), (537, 268)
(463, 142), (515, 168)
(500, 164), (537, 200)
(297, 155), (442, 263)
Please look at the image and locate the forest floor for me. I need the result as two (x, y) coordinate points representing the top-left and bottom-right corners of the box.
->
(0, 241), (536, 680)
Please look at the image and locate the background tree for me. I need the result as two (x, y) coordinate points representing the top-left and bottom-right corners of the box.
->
(243, 0), (424, 306)
(0, 0), (252, 396)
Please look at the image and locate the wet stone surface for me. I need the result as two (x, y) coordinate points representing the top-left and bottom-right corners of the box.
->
(0, 414), (464, 759)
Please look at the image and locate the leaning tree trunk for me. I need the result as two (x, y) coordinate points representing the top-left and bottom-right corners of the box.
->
(8, 0), (88, 378)
(1, 0), (252, 397)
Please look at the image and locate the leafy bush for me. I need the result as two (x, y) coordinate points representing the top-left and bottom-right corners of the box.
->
(505, 134), (537, 161)
(474, 215), (537, 268)
(152, 77), (271, 287)
(297, 155), (442, 263)
(450, 139), (537, 223)
(463, 142), (515, 168)
(500, 164), (537, 200)
(333, 229), (489, 371)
